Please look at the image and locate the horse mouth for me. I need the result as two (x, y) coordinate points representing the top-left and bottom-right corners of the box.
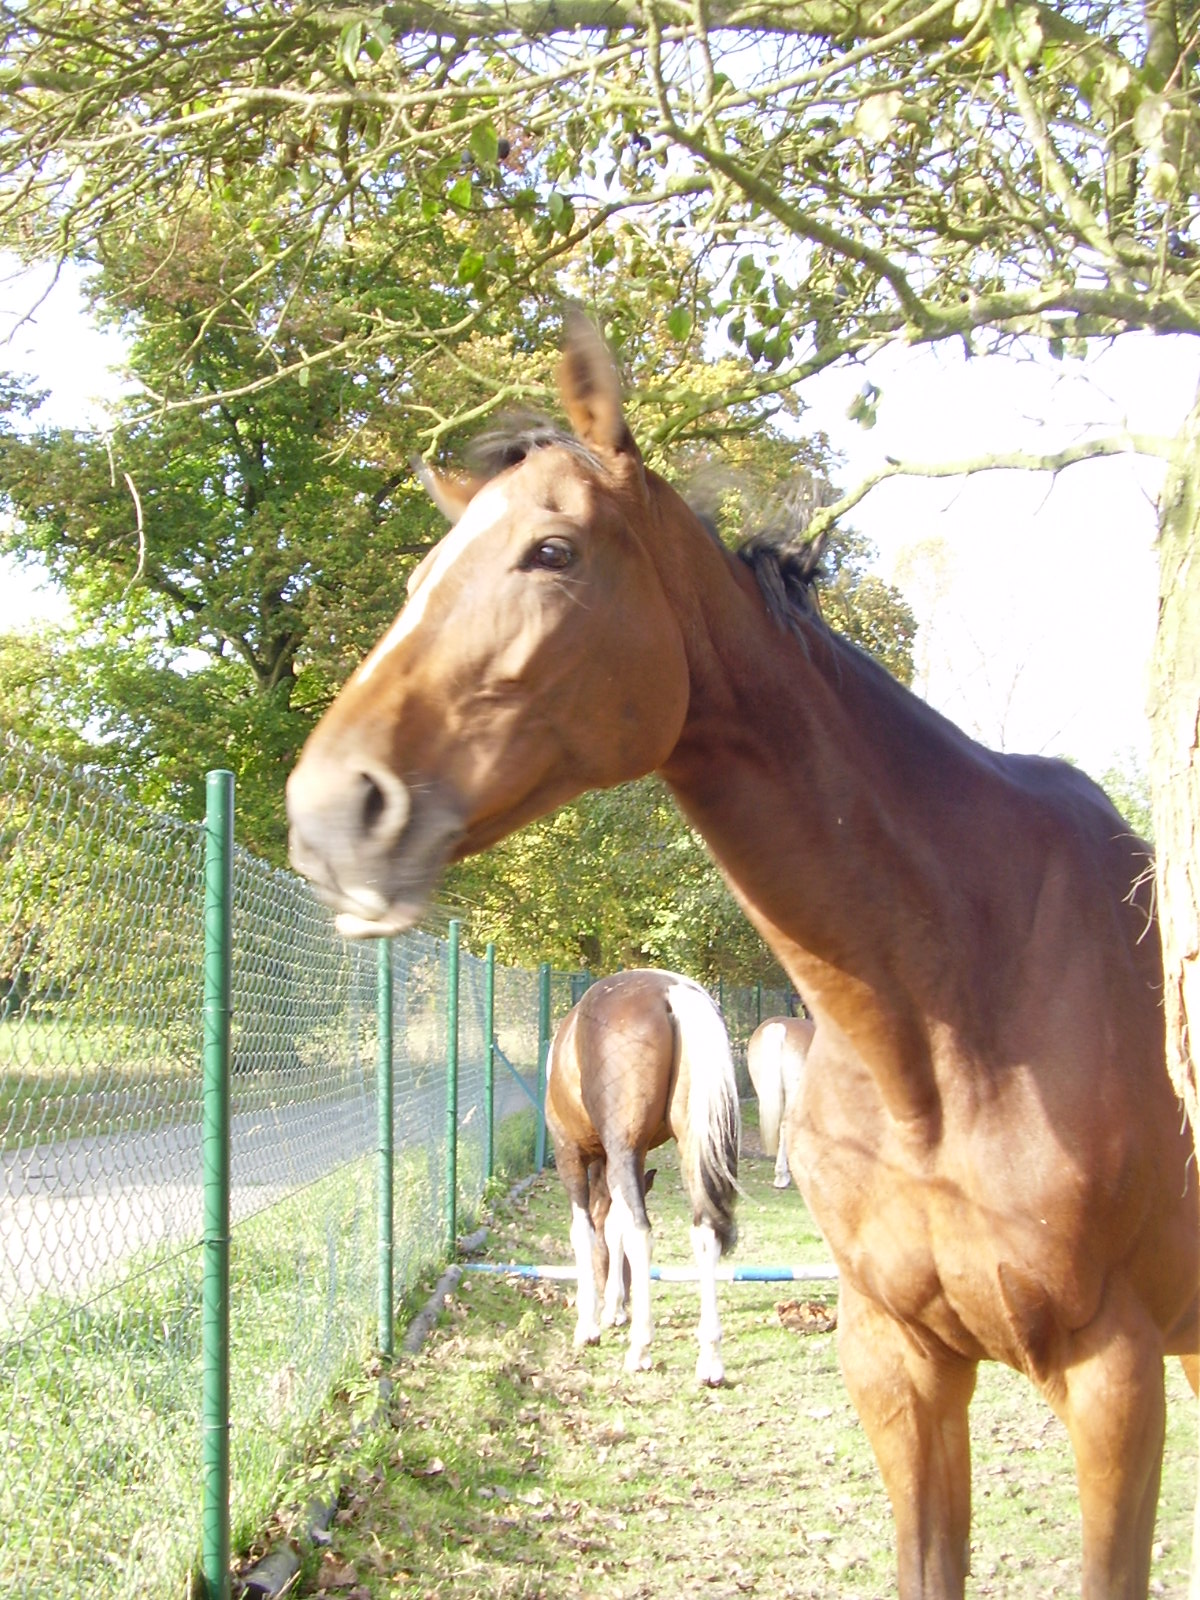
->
(288, 791), (463, 940)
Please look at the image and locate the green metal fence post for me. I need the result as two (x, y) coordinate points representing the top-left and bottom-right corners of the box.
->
(535, 962), (551, 1170)
(755, 980), (763, 1027)
(484, 942), (496, 1183)
(377, 937), (395, 1358)
(445, 919), (460, 1251)
(201, 770), (233, 1600)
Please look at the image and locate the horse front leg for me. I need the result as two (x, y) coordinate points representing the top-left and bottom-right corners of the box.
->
(838, 1280), (976, 1599)
(1047, 1281), (1166, 1599)
(568, 1198), (602, 1347)
(601, 1193), (629, 1329)
(690, 1221), (725, 1386)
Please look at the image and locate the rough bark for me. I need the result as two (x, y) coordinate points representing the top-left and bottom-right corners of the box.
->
(1148, 381), (1200, 1599)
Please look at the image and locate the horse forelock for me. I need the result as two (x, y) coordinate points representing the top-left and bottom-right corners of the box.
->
(466, 415), (605, 480)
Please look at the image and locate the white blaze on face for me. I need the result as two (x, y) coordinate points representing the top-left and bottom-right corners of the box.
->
(354, 482), (512, 686)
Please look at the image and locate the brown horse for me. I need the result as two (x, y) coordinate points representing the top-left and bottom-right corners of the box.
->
(545, 968), (740, 1383)
(746, 1016), (815, 1190)
(287, 315), (1199, 1598)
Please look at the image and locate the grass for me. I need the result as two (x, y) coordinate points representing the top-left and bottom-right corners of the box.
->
(258, 1122), (1198, 1600)
(2, 1137), (485, 1600)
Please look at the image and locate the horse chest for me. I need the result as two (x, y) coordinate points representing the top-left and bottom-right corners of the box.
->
(792, 1063), (1068, 1362)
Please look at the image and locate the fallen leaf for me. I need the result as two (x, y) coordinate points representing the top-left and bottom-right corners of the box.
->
(776, 1298), (837, 1334)
(315, 1551), (359, 1590)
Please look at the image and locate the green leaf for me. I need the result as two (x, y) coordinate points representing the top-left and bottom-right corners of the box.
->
(665, 306), (693, 342)
(335, 20), (363, 79)
(469, 121), (500, 167)
(854, 92), (902, 144)
(448, 175), (474, 210)
(456, 246), (486, 284)
(1013, 6), (1043, 66)
(1133, 94), (1168, 149)
(846, 383), (881, 429)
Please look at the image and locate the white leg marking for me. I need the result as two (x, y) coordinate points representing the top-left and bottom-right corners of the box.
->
(623, 1212), (654, 1374)
(602, 1198), (628, 1328)
(773, 1137), (791, 1188)
(569, 1202), (601, 1347)
(690, 1222), (725, 1386)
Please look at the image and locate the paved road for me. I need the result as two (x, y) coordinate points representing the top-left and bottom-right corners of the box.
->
(1, 1066), (537, 1327)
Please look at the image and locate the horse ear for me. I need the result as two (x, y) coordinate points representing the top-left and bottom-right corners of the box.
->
(412, 457), (484, 525)
(558, 308), (639, 457)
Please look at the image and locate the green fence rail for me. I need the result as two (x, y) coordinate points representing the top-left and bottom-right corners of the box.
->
(0, 734), (783, 1599)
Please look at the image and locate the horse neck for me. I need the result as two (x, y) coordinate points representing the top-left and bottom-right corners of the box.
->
(650, 495), (957, 1123)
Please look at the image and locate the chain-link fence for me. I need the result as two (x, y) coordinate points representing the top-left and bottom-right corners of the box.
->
(0, 734), (778, 1599)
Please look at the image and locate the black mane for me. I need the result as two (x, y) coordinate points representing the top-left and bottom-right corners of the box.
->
(736, 532), (827, 637)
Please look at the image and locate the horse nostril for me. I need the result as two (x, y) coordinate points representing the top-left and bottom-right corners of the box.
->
(361, 771), (387, 835)
(355, 763), (412, 847)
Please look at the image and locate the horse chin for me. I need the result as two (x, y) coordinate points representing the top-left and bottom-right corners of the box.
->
(333, 904), (427, 939)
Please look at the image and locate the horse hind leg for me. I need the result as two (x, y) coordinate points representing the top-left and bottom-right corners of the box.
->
(558, 1146), (602, 1348)
(605, 1150), (653, 1373)
(690, 1220), (726, 1387)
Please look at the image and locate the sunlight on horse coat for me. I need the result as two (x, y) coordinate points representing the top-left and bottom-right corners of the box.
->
(288, 313), (1199, 1600)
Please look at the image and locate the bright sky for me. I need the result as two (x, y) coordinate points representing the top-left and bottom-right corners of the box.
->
(2, 262), (1196, 781)
(802, 334), (1198, 777)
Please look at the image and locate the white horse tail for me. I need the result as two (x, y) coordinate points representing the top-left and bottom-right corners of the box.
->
(667, 979), (740, 1253)
(747, 1019), (788, 1158)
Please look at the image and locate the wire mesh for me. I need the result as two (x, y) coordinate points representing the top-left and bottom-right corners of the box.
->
(1, 731), (773, 1598)
(1, 734), (208, 1598)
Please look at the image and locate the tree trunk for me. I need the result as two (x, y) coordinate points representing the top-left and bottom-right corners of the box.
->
(1147, 383), (1200, 1599)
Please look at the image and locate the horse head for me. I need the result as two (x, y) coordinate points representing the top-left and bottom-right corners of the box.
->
(286, 314), (690, 935)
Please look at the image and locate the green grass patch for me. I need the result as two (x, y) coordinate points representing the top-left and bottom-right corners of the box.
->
(263, 1129), (1196, 1599)
(0, 1136), (483, 1600)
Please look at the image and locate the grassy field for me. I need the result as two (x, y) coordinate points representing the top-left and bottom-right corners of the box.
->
(247, 1125), (1198, 1599)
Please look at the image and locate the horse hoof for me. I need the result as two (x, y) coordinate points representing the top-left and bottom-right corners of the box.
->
(574, 1325), (601, 1348)
(695, 1354), (726, 1387)
(772, 1177), (791, 1189)
(603, 1308), (628, 1329)
(624, 1346), (653, 1374)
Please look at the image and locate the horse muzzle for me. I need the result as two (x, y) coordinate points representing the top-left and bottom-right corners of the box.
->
(286, 752), (462, 937)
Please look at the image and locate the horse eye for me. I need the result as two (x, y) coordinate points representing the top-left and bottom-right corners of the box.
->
(529, 538), (574, 572)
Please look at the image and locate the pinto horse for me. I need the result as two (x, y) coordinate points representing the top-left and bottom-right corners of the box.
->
(746, 1016), (814, 1189)
(288, 315), (1199, 1598)
(546, 967), (739, 1384)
